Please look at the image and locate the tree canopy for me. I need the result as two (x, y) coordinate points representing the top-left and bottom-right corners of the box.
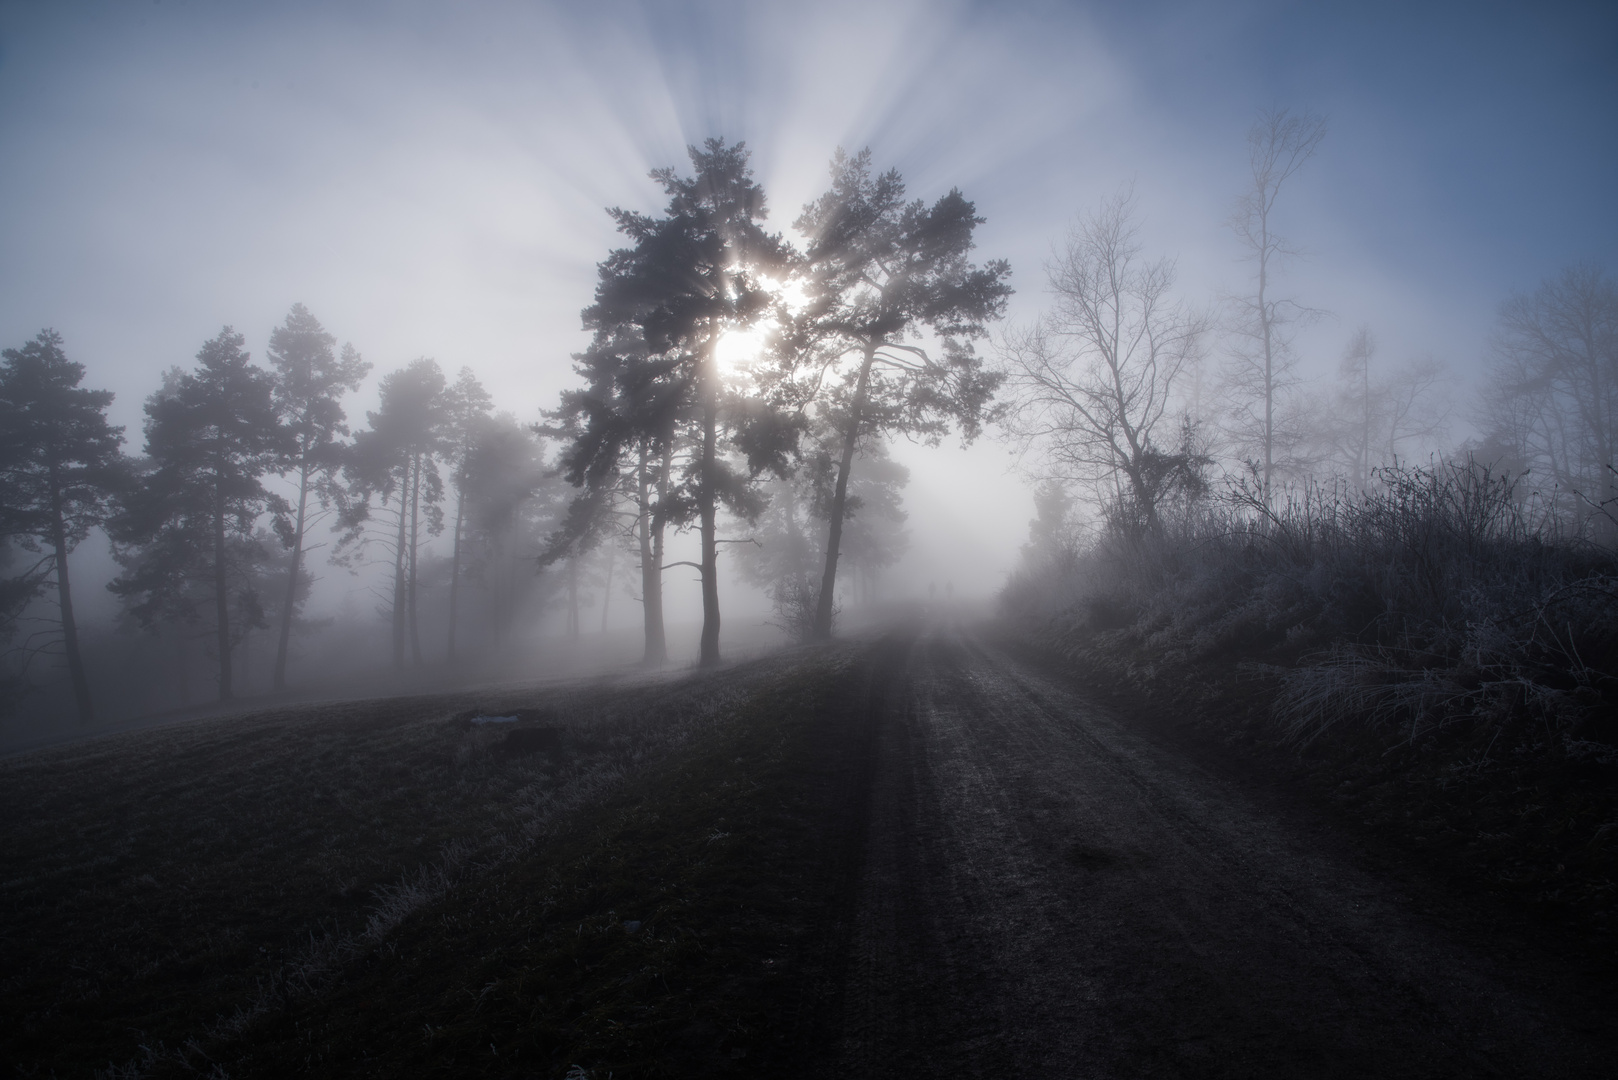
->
(0, 329), (129, 721)
(778, 148), (1010, 637)
(265, 303), (369, 688)
(111, 327), (289, 702)
(565, 138), (799, 666)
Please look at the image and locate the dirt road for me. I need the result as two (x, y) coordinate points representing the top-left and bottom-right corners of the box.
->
(808, 621), (1613, 1078)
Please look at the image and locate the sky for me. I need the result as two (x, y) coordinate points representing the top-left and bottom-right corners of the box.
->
(2, 0), (1615, 606)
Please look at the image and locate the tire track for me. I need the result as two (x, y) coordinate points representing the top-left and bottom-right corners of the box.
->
(815, 619), (1611, 1078)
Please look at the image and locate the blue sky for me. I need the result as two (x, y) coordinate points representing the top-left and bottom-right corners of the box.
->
(1, 0), (1613, 593)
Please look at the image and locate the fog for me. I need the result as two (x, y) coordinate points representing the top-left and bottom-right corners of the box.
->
(2, 1), (1613, 738)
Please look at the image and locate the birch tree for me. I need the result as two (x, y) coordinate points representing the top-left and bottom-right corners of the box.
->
(1224, 108), (1327, 494)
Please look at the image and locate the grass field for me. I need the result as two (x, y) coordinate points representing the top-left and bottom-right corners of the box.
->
(2, 645), (871, 1078)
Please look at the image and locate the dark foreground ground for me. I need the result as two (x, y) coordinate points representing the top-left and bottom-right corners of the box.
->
(4, 620), (1615, 1077)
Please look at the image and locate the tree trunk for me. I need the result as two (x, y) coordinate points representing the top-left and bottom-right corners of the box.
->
(447, 484), (464, 664)
(1360, 350), (1372, 490)
(637, 449), (660, 666)
(214, 479), (233, 701)
(639, 443), (669, 667)
(240, 626), (252, 695)
(698, 344), (722, 667)
(1259, 210), (1274, 497)
(48, 468), (94, 725)
(567, 556), (580, 639)
(1576, 323), (1617, 543)
(599, 547), (614, 634)
(174, 626), (191, 708)
(505, 535), (518, 654)
(273, 460), (310, 691)
(391, 463), (409, 668)
(784, 480), (806, 596)
(813, 344), (875, 640)
(1124, 459), (1160, 537)
(408, 451), (423, 667)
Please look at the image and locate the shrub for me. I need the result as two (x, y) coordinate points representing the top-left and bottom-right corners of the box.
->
(1006, 457), (1618, 750)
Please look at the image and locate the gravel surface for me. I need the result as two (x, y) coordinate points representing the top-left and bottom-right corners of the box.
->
(811, 620), (1613, 1078)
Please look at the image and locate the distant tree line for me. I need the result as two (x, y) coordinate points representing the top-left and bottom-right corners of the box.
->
(0, 308), (576, 723)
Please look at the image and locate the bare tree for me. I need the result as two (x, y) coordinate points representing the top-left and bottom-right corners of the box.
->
(1334, 327), (1377, 489)
(1223, 107), (1328, 494)
(1381, 355), (1450, 464)
(1000, 191), (1209, 537)
(1326, 327), (1450, 488)
(1478, 263), (1618, 539)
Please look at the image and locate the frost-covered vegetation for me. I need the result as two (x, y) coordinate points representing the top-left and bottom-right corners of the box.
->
(997, 108), (1617, 775)
(1004, 459), (1618, 756)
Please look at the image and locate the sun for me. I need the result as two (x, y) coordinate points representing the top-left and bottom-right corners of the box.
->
(713, 277), (810, 372)
(715, 324), (768, 372)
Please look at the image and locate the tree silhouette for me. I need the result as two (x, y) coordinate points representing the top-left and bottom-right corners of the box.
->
(1224, 108), (1328, 495)
(1479, 263), (1618, 540)
(265, 303), (369, 690)
(1000, 191), (1208, 539)
(549, 322), (684, 666)
(111, 328), (289, 702)
(460, 413), (561, 657)
(584, 139), (795, 666)
(734, 433), (910, 637)
(1326, 328), (1449, 491)
(781, 149), (1009, 638)
(338, 358), (448, 668)
(441, 367), (493, 664)
(0, 330), (130, 723)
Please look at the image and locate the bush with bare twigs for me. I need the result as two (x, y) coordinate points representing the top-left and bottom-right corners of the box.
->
(1006, 456), (1618, 754)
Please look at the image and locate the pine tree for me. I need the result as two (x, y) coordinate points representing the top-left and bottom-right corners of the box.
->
(460, 413), (562, 658)
(111, 328), (290, 702)
(441, 367), (492, 664)
(265, 304), (369, 690)
(781, 149), (1010, 638)
(548, 325), (684, 666)
(338, 359), (447, 668)
(0, 330), (130, 723)
(584, 139), (798, 666)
